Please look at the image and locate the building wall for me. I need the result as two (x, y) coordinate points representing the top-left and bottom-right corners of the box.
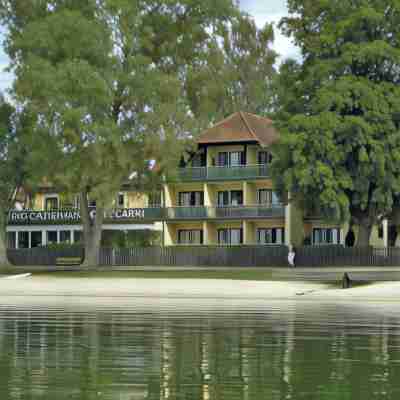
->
(126, 192), (149, 208)
(246, 145), (260, 164)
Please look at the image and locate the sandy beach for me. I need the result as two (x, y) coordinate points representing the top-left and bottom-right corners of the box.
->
(1, 274), (400, 302)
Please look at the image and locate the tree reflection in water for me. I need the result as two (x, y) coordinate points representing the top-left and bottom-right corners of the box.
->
(0, 301), (399, 399)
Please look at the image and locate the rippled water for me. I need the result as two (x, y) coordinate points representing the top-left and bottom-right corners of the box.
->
(1, 299), (400, 399)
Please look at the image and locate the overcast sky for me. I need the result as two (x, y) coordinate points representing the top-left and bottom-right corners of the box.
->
(0, 0), (299, 93)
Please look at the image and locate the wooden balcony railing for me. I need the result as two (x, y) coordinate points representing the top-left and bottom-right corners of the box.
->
(165, 205), (284, 220)
(170, 164), (270, 182)
(7, 204), (284, 225)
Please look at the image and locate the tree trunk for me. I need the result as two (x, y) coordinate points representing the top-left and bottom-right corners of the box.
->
(80, 190), (104, 268)
(0, 228), (10, 269)
(0, 209), (10, 269)
(356, 220), (373, 247)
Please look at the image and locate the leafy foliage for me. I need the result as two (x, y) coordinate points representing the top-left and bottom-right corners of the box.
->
(186, 15), (278, 127)
(272, 0), (400, 244)
(0, 0), (245, 263)
(0, 96), (33, 264)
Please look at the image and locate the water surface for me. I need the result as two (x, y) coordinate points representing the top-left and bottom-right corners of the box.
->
(0, 299), (399, 399)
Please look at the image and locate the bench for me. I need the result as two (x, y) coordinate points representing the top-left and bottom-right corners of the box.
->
(55, 257), (82, 266)
(342, 272), (400, 288)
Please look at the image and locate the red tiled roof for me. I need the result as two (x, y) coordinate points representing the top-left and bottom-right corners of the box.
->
(197, 112), (278, 146)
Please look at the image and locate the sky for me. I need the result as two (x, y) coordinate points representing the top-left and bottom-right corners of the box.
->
(0, 0), (299, 93)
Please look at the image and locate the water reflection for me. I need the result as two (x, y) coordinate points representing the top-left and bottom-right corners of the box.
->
(0, 300), (400, 399)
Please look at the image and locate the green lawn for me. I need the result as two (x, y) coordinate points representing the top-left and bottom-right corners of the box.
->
(32, 269), (274, 281)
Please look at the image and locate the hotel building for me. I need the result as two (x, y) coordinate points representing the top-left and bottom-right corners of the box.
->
(6, 112), (389, 249)
(162, 112), (388, 248)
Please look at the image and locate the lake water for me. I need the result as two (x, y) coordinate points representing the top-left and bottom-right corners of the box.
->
(0, 298), (399, 399)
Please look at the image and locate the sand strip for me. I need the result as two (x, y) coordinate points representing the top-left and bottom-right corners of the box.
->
(0, 276), (400, 302)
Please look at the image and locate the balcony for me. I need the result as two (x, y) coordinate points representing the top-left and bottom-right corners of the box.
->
(165, 205), (284, 220)
(171, 164), (270, 182)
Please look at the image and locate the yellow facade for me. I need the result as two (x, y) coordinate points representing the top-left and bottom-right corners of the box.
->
(31, 190), (150, 210)
(163, 138), (285, 246)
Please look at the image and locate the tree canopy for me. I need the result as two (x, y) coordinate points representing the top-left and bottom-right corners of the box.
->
(0, 0), (245, 264)
(185, 15), (277, 127)
(272, 0), (400, 246)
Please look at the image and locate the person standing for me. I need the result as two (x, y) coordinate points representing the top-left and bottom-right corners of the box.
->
(288, 245), (296, 268)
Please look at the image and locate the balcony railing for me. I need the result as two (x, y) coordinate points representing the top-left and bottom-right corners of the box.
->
(171, 164), (270, 182)
(165, 205), (284, 220)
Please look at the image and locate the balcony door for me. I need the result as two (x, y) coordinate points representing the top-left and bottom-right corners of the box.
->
(178, 192), (204, 207)
(218, 151), (245, 167)
(258, 151), (273, 164)
(257, 189), (280, 206)
(218, 228), (243, 245)
(178, 229), (203, 245)
(257, 228), (284, 245)
(45, 196), (59, 210)
(218, 191), (243, 207)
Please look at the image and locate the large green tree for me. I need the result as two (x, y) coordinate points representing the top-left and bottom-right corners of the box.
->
(0, 0), (241, 265)
(272, 0), (400, 246)
(186, 15), (277, 127)
(0, 97), (32, 267)
(0, 97), (15, 267)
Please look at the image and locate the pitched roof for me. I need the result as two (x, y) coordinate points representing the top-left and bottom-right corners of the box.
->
(197, 111), (278, 147)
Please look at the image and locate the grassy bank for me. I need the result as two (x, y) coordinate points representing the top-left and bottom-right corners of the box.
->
(32, 270), (274, 281)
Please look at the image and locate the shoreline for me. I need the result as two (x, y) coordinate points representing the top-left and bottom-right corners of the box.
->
(1, 274), (400, 303)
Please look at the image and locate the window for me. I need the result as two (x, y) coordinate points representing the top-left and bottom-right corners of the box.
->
(191, 153), (206, 167)
(7, 232), (16, 249)
(217, 191), (243, 206)
(257, 228), (284, 245)
(218, 228), (243, 245)
(257, 189), (280, 206)
(378, 225), (384, 239)
(18, 232), (29, 249)
(178, 192), (204, 206)
(258, 151), (273, 164)
(218, 152), (228, 166)
(230, 191), (243, 206)
(230, 151), (244, 166)
(60, 231), (71, 244)
(117, 193), (125, 208)
(31, 232), (42, 247)
(46, 231), (57, 245)
(45, 196), (59, 210)
(148, 192), (162, 207)
(218, 151), (245, 167)
(74, 231), (83, 244)
(74, 195), (80, 209)
(178, 230), (203, 245)
(313, 228), (340, 245)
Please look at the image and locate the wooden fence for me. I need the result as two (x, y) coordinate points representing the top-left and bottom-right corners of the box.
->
(6, 246), (400, 267)
(99, 246), (287, 267)
(7, 247), (84, 266)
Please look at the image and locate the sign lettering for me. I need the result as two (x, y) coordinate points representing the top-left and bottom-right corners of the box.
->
(7, 208), (148, 224)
